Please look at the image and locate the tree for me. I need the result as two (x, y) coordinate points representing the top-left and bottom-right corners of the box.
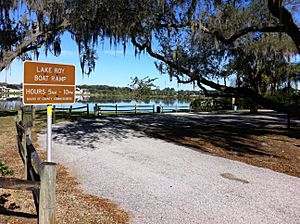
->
(224, 33), (297, 112)
(1, 0), (300, 114)
(129, 76), (157, 100)
(130, 0), (300, 114)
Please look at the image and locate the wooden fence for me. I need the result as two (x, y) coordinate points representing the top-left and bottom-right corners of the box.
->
(35, 104), (89, 123)
(0, 118), (56, 223)
(159, 105), (192, 113)
(31, 103), (191, 120)
(94, 104), (191, 115)
(94, 104), (155, 115)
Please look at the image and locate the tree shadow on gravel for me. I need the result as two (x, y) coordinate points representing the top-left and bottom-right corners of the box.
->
(47, 111), (300, 176)
(49, 111), (300, 155)
(0, 193), (37, 219)
(129, 112), (300, 155)
(42, 116), (139, 151)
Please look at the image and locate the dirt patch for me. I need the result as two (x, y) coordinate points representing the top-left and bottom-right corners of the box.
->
(0, 115), (129, 224)
(220, 173), (250, 184)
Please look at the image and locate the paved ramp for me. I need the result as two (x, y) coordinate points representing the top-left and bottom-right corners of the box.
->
(38, 114), (300, 224)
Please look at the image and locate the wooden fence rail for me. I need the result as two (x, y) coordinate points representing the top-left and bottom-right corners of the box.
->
(0, 177), (40, 191)
(94, 104), (156, 115)
(22, 103), (191, 123)
(94, 104), (191, 115)
(34, 104), (89, 123)
(160, 105), (191, 113)
(0, 118), (56, 223)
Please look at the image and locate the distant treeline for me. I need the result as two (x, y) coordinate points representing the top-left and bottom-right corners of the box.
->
(0, 83), (22, 89)
(78, 85), (201, 98)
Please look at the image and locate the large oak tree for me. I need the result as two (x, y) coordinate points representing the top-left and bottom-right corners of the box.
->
(1, 0), (299, 114)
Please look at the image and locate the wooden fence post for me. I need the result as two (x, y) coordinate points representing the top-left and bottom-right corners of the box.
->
(69, 105), (72, 116)
(135, 104), (137, 114)
(94, 104), (98, 116)
(22, 135), (27, 179)
(115, 104), (118, 115)
(31, 106), (35, 127)
(22, 127), (31, 180)
(18, 108), (23, 123)
(39, 162), (56, 224)
(153, 105), (155, 113)
(26, 127), (32, 142)
(86, 104), (89, 117)
(52, 106), (56, 124)
(21, 107), (24, 123)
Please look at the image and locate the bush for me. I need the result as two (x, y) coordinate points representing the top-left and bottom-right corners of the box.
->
(191, 97), (232, 111)
(0, 161), (14, 176)
(191, 98), (214, 111)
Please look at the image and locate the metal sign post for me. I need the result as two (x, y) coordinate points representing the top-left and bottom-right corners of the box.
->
(47, 105), (52, 162)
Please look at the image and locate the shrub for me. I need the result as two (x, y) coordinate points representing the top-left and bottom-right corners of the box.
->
(190, 97), (232, 111)
(0, 161), (14, 176)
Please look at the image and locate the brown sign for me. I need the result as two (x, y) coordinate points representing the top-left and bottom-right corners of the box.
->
(23, 85), (75, 104)
(23, 61), (75, 105)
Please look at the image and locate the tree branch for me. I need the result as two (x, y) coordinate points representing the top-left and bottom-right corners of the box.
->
(213, 26), (286, 45)
(267, 0), (300, 52)
(0, 20), (70, 72)
(131, 36), (300, 115)
(131, 37), (198, 80)
(159, 22), (285, 45)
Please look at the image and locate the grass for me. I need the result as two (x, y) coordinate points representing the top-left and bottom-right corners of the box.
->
(0, 114), (129, 224)
(0, 92), (22, 95)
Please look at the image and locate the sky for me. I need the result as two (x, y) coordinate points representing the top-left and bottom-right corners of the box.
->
(0, 32), (196, 91)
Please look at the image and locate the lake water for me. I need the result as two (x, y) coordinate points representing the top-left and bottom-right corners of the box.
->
(0, 95), (191, 111)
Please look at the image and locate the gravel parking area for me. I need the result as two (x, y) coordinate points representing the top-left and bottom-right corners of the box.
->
(38, 113), (300, 224)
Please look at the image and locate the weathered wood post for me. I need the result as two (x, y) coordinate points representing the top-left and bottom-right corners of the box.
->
(69, 105), (72, 116)
(25, 128), (32, 144)
(18, 107), (23, 123)
(94, 104), (98, 116)
(22, 135), (27, 179)
(39, 162), (56, 224)
(52, 105), (56, 124)
(153, 105), (155, 113)
(21, 106), (25, 123)
(86, 104), (89, 117)
(22, 127), (31, 180)
(31, 106), (35, 127)
(135, 104), (137, 114)
(287, 113), (291, 129)
(115, 104), (118, 115)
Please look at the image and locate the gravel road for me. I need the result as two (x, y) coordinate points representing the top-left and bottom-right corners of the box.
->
(38, 113), (300, 224)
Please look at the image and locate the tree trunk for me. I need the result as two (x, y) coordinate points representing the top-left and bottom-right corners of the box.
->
(250, 102), (258, 113)
(199, 77), (300, 116)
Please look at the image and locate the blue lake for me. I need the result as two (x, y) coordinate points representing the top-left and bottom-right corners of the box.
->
(0, 95), (191, 111)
